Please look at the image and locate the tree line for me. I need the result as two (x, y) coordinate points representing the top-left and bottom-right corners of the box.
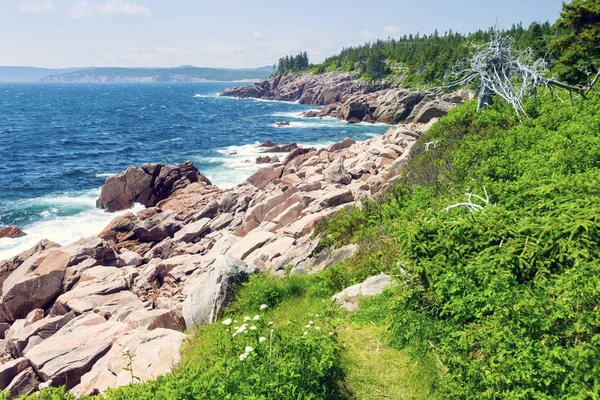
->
(274, 0), (600, 86)
(276, 52), (309, 74)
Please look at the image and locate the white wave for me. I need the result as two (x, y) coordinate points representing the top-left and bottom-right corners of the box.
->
(0, 190), (145, 261)
(159, 137), (183, 143)
(96, 173), (116, 178)
(193, 93), (220, 98)
(270, 119), (346, 129)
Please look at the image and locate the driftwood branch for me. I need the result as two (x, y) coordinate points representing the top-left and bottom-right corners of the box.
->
(444, 188), (491, 213)
(435, 31), (595, 116)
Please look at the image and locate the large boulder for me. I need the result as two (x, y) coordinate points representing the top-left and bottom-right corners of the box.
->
(0, 226), (26, 239)
(332, 273), (391, 311)
(324, 156), (351, 185)
(0, 250), (70, 322)
(25, 313), (128, 388)
(182, 255), (260, 330)
(74, 328), (186, 396)
(97, 162), (208, 212)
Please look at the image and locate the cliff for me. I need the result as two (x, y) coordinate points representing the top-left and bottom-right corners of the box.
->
(221, 72), (476, 124)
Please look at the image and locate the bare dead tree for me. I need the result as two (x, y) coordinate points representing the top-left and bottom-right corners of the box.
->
(436, 32), (596, 117)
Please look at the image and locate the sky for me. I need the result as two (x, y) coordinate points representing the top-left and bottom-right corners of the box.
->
(0, 0), (566, 69)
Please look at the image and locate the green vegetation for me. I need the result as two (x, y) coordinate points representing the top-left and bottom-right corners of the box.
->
(317, 89), (600, 398)
(276, 52), (310, 75)
(551, 0), (600, 84)
(294, 22), (557, 85)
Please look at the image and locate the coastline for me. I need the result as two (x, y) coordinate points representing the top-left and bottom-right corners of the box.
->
(0, 74), (465, 396)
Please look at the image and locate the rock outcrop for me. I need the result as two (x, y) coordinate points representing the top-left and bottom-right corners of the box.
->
(0, 227), (26, 240)
(96, 162), (209, 212)
(222, 72), (476, 125)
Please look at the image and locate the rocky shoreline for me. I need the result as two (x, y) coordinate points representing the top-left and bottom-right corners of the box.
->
(221, 72), (475, 125)
(0, 74), (469, 397)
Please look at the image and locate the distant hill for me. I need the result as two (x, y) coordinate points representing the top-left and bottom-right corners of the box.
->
(40, 66), (273, 83)
(0, 67), (89, 82)
(0, 66), (274, 83)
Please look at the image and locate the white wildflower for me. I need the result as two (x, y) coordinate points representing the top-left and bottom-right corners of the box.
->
(259, 337), (267, 343)
(268, 321), (273, 326)
(243, 316), (251, 322)
(239, 353), (248, 361)
(304, 331), (308, 335)
(250, 326), (257, 331)
(222, 318), (232, 326)
(305, 324), (311, 329)
(253, 315), (261, 321)
(315, 314), (320, 318)
(309, 320), (313, 325)
(315, 326), (321, 331)
(245, 346), (254, 353)
(121, 347), (130, 356)
(260, 304), (268, 310)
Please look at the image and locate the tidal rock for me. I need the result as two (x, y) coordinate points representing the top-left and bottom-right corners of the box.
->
(0, 226), (26, 239)
(97, 162), (206, 212)
(182, 255), (260, 330)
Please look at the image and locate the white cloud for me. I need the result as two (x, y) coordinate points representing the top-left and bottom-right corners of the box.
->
(359, 30), (377, 41)
(18, 0), (53, 13)
(68, 0), (153, 19)
(384, 25), (400, 34)
(251, 30), (264, 41)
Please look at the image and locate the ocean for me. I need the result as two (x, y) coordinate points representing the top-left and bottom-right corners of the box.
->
(0, 82), (389, 260)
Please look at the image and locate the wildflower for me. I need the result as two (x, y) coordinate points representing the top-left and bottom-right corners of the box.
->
(268, 321), (273, 326)
(245, 346), (254, 353)
(305, 324), (311, 329)
(315, 326), (321, 331)
(243, 316), (251, 322)
(253, 315), (261, 321)
(250, 326), (257, 331)
(315, 314), (320, 318)
(259, 337), (267, 343)
(309, 320), (313, 325)
(121, 347), (130, 356)
(233, 326), (239, 330)
(304, 331), (308, 335)
(239, 353), (248, 361)
(270, 329), (274, 333)
(222, 318), (232, 326)
(260, 304), (268, 310)
(234, 320), (238, 323)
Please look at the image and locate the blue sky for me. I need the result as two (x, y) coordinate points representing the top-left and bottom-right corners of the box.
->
(1, 0), (565, 68)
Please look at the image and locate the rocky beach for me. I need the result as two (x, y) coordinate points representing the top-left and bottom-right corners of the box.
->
(0, 74), (467, 397)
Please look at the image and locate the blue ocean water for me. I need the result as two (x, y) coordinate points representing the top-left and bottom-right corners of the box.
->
(0, 82), (389, 259)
